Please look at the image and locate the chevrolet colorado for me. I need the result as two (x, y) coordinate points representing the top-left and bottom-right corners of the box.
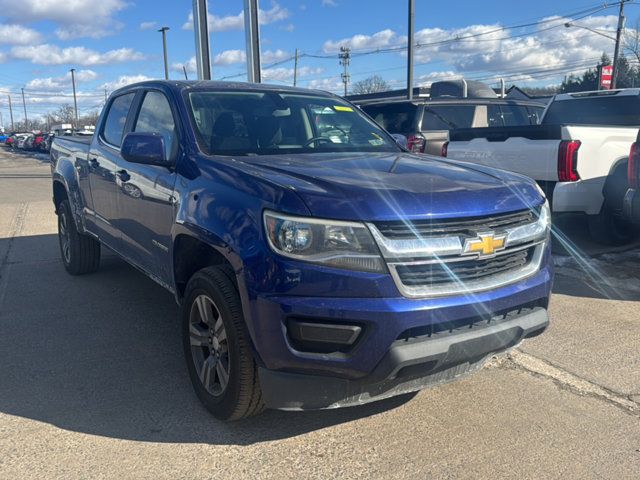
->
(444, 89), (640, 245)
(50, 81), (552, 420)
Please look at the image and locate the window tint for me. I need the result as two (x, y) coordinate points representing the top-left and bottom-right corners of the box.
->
(527, 106), (543, 124)
(488, 104), (541, 126)
(102, 93), (135, 147)
(422, 105), (476, 130)
(542, 96), (640, 126)
(134, 91), (177, 158)
(361, 103), (417, 134)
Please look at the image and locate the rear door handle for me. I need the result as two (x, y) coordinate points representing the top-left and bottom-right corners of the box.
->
(117, 169), (131, 182)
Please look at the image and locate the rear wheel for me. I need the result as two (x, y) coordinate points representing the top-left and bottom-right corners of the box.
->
(182, 266), (264, 421)
(57, 199), (101, 275)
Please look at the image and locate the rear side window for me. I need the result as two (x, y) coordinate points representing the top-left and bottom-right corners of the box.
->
(488, 104), (536, 127)
(422, 105), (476, 130)
(134, 91), (177, 159)
(361, 103), (417, 134)
(102, 93), (135, 147)
(542, 96), (640, 126)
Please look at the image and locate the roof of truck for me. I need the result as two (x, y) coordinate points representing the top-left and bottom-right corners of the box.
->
(112, 80), (337, 98)
(554, 88), (640, 101)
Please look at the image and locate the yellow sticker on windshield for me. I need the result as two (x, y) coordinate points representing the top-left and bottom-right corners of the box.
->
(334, 105), (354, 112)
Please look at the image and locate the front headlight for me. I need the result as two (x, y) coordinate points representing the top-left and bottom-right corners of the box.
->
(263, 211), (386, 273)
(505, 200), (551, 246)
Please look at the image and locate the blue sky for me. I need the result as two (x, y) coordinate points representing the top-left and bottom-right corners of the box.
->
(0, 0), (636, 123)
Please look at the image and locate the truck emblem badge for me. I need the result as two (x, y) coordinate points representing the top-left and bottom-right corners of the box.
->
(463, 233), (506, 257)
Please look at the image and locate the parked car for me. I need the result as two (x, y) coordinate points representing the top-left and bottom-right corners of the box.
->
(51, 81), (552, 421)
(15, 133), (31, 149)
(0, 133), (8, 143)
(444, 88), (640, 245)
(348, 80), (545, 156)
(4, 134), (15, 147)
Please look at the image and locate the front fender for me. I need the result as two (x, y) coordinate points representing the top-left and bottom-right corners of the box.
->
(52, 158), (85, 231)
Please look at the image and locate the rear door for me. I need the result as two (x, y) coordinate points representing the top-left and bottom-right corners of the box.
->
(87, 92), (136, 248)
(115, 89), (179, 284)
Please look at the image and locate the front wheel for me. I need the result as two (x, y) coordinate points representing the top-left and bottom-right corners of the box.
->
(57, 199), (101, 275)
(182, 266), (264, 421)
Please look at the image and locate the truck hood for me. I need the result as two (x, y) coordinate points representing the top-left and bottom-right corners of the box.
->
(229, 152), (543, 221)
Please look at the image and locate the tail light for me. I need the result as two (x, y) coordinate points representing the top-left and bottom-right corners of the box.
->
(630, 142), (639, 189)
(441, 141), (449, 157)
(558, 140), (581, 182)
(407, 134), (426, 153)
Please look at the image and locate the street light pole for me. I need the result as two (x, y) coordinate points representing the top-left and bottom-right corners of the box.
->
(612, 0), (628, 89)
(193, 0), (212, 80)
(70, 68), (79, 129)
(21, 88), (28, 131)
(407, 0), (415, 100)
(8, 95), (14, 131)
(158, 27), (170, 80)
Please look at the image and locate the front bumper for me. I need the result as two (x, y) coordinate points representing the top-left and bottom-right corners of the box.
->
(623, 188), (640, 224)
(260, 307), (549, 410)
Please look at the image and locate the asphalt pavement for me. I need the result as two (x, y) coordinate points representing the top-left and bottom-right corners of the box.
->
(0, 147), (638, 479)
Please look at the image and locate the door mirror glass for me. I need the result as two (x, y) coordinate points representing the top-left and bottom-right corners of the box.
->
(121, 132), (172, 167)
(391, 133), (408, 149)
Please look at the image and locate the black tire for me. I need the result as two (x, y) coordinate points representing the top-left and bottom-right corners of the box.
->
(57, 199), (101, 275)
(587, 199), (635, 246)
(182, 266), (264, 421)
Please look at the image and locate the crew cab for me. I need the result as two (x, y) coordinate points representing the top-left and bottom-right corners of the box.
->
(444, 89), (640, 245)
(50, 81), (552, 421)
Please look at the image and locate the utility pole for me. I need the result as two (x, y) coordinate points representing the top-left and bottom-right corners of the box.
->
(407, 0), (415, 100)
(339, 46), (351, 97)
(193, 0), (212, 80)
(612, 0), (628, 89)
(8, 95), (14, 131)
(104, 88), (108, 104)
(158, 27), (170, 80)
(244, 0), (262, 83)
(0, 111), (3, 130)
(21, 88), (28, 131)
(293, 48), (299, 86)
(183, 65), (189, 80)
(70, 68), (79, 129)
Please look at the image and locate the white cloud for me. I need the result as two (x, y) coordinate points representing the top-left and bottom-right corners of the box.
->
(321, 16), (621, 85)
(262, 49), (291, 63)
(140, 21), (158, 30)
(214, 49), (246, 66)
(27, 70), (98, 91)
(323, 29), (401, 53)
(182, 2), (290, 31)
(281, 23), (295, 32)
(172, 57), (198, 75)
(322, 0), (338, 6)
(0, 24), (42, 45)
(307, 77), (344, 92)
(102, 75), (154, 92)
(263, 66), (323, 82)
(0, 0), (128, 40)
(11, 44), (145, 66)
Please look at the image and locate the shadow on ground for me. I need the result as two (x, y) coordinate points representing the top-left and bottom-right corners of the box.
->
(0, 233), (415, 446)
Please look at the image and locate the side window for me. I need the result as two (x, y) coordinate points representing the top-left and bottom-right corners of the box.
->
(422, 105), (476, 130)
(487, 104), (502, 127)
(134, 91), (177, 159)
(102, 93), (135, 147)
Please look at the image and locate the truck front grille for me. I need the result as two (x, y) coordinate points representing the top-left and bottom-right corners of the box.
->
(374, 208), (535, 240)
(394, 248), (532, 287)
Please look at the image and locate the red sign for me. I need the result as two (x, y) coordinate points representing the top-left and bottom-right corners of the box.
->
(600, 65), (613, 90)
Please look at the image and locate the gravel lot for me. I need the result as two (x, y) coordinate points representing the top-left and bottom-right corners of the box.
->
(0, 146), (639, 479)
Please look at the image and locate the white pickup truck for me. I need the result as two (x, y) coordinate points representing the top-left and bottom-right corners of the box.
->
(444, 89), (639, 245)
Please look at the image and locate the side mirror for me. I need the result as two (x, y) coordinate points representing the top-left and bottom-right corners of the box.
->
(391, 133), (408, 149)
(121, 132), (172, 167)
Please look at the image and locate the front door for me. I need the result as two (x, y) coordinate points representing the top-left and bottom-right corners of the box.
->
(115, 90), (179, 285)
(86, 92), (136, 249)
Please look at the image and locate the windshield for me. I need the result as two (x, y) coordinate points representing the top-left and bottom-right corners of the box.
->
(542, 95), (640, 126)
(188, 90), (400, 156)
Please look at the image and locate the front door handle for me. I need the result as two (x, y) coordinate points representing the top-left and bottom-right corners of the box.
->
(117, 169), (131, 182)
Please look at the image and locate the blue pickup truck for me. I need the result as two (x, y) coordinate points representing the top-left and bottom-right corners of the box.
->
(50, 81), (553, 420)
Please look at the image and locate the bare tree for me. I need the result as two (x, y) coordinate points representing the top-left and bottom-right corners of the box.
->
(624, 18), (640, 64)
(352, 75), (390, 95)
(51, 104), (76, 124)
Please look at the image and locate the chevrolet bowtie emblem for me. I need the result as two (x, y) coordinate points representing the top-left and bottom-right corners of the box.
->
(463, 233), (506, 257)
